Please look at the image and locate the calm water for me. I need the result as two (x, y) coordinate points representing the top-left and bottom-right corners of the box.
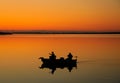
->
(0, 34), (120, 83)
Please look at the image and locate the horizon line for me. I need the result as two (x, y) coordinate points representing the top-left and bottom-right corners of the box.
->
(0, 30), (120, 35)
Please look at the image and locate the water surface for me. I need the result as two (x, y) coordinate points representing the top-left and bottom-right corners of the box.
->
(0, 34), (120, 83)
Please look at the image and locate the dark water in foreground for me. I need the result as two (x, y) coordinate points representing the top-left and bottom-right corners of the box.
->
(0, 34), (120, 83)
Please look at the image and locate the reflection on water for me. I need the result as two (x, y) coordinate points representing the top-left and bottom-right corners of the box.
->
(39, 61), (77, 74)
(0, 34), (120, 83)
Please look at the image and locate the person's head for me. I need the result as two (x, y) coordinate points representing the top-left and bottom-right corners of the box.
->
(52, 52), (54, 54)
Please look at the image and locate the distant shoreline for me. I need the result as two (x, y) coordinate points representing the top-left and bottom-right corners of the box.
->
(0, 32), (13, 35)
(0, 31), (120, 35)
(13, 32), (120, 34)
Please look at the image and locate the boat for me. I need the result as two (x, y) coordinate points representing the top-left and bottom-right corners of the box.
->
(39, 52), (77, 74)
(39, 57), (77, 66)
(39, 56), (77, 74)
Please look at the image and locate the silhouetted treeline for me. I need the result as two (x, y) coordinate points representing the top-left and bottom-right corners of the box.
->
(0, 31), (120, 35)
(11, 31), (120, 34)
(0, 32), (13, 35)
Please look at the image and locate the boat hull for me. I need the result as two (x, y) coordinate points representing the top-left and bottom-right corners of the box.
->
(40, 57), (77, 68)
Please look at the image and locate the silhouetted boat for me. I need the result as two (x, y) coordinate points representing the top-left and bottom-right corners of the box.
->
(39, 52), (77, 74)
(39, 57), (77, 74)
(39, 57), (77, 66)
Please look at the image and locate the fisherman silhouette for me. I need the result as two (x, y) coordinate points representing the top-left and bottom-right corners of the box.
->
(66, 53), (73, 61)
(49, 52), (56, 61)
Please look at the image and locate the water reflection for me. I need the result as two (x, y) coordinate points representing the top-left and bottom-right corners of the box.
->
(39, 52), (77, 74)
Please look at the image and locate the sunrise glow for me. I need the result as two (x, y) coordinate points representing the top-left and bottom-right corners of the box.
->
(0, 0), (120, 31)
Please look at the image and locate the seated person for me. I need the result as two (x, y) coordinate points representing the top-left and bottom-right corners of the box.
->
(49, 52), (56, 60)
(66, 53), (73, 61)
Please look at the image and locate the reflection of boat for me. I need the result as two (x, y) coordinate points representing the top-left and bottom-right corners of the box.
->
(39, 57), (77, 74)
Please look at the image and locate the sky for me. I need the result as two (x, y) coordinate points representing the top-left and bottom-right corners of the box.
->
(0, 0), (120, 31)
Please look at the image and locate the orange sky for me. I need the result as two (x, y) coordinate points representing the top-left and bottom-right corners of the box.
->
(0, 0), (120, 31)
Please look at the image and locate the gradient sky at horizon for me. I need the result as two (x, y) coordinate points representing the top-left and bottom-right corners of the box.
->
(0, 0), (120, 31)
